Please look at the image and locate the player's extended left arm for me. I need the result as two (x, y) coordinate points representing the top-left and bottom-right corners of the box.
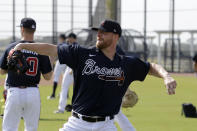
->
(148, 63), (177, 95)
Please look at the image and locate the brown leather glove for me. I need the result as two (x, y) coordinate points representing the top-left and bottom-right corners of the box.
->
(7, 49), (29, 74)
(122, 88), (138, 108)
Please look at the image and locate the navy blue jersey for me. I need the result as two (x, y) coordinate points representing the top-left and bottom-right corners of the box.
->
(72, 42), (78, 46)
(0, 40), (52, 87)
(90, 45), (125, 55)
(59, 42), (68, 46)
(58, 44), (150, 116)
(116, 45), (125, 55)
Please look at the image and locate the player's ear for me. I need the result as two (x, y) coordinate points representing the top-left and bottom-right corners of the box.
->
(20, 27), (25, 35)
(114, 34), (119, 41)
(21, 27), (24, 31)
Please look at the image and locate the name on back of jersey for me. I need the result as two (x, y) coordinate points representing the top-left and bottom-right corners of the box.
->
(22, 49), (38, 55)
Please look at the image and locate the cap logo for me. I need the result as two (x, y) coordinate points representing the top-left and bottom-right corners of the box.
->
(113, 29), (117, 32)
(32, 25), (35, 29)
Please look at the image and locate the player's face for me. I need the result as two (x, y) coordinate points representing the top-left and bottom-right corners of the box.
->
(67, 37), (76, 44)
(58, 38), (64, 43)
(96, 30), (113, 49)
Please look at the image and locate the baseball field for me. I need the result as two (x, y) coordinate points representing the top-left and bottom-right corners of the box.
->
(0, 73), (197, 131)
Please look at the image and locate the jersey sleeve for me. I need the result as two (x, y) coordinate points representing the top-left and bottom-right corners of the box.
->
(39, 55), (52, 74)
(130, 57), (150, 81)
(57, 44), (79, 69)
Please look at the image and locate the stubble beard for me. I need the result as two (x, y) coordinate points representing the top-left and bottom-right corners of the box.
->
(96, 39), (112, 50)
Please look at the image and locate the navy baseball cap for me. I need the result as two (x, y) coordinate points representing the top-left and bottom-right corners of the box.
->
(68, 33), (77, 39)
(59, 34), (66, 40)
(92, 20), (122, 37)
(18, 18), (36, 29)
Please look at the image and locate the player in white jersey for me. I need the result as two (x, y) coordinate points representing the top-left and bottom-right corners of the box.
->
(47, 34), (68, 99)
(54, 33), (77, 113)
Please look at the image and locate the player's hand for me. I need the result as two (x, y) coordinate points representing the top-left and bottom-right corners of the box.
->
(49, 56), (56, 65)
(69, 70), (73, 75)
(164, 75), (177, 95)
(49, 56), (56, 69)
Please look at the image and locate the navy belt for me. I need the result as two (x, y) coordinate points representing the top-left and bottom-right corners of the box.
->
(9, 85), (38, 89)
(72, 111), (114, 123)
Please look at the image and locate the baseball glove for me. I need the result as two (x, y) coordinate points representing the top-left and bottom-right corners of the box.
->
(7, 49), (29, 74)
(122, 88), (138, 108)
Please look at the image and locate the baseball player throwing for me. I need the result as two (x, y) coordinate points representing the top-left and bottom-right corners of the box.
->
(14, 20), (177, 131)
(0, 18), (52, 131)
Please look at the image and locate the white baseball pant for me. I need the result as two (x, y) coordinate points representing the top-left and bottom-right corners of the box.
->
(53, 60), (67, 83)
(59, 115), (117, 131)
(58, 67), (73, 111)
(115, 110), (136, 131)
(2, 87), (40, 131)
(4, 75), (8, 89)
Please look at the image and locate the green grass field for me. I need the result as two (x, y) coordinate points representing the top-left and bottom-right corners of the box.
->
(0, 74), (197, 131)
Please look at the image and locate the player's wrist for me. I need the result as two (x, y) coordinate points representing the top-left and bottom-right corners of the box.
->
(162, 72), (171, 79)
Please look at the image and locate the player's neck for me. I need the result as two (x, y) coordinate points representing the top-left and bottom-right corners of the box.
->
(101, 45), (116, 61)
(21, 35), (34, 42)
